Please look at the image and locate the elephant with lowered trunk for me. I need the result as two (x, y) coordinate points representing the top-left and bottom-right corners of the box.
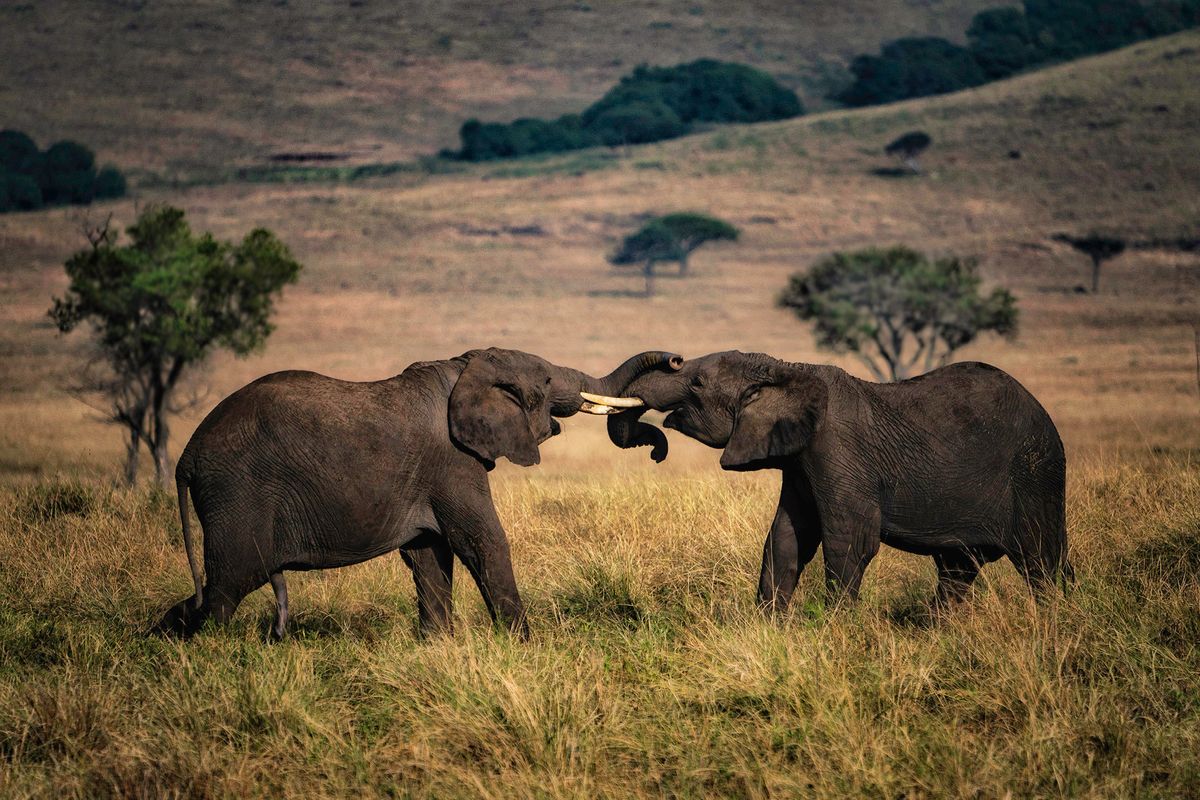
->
(602, 351), (1071, 610)
(155, 348), (681, 639)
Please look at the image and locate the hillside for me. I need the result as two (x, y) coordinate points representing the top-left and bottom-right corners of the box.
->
(0, 0), (996, 178)
(1, 30), (1199, 480)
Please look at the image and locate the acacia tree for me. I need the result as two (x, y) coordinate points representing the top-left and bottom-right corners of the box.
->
(609, 212), (739, 295)
(779, 246), (1018, 382)
(1053, 233), (1126, 293)
(885, 131), (932, 174)
(50, 205), (302, 485)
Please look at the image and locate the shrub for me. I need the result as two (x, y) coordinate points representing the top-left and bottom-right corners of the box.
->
(967, 7), (1042, 79)
(837, 37), (987, 107)
(450, 60), (802, 161)
(0, 132), (126, 213)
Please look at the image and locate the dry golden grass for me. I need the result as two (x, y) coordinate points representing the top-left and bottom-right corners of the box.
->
(0, 28), (1198, 798)
(0, 0), (998, 173)
(0, 459), (1197, 798)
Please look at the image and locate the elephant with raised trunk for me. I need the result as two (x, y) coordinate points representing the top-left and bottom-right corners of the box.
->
(602, 352), (1070, 610)
(155, 348), (682, 639)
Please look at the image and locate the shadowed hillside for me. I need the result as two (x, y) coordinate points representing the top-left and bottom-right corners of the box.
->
(0, 0), (996, 178)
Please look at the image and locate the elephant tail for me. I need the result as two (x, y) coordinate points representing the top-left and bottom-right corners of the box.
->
(176, 472), (203, 609)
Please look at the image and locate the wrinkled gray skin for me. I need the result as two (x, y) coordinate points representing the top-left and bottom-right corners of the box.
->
(608, 352), (1070, 610)
(155, 348), (681, 640)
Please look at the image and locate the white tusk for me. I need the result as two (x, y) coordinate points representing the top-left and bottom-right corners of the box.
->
(578, 401), (620, 415)
(580, 391), (644, 409)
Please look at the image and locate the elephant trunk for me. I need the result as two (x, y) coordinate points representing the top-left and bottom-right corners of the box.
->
(603, 368), (689, 462)
(547, 351), (682, 417)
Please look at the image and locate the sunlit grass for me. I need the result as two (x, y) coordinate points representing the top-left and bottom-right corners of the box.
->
(1, 458), (1197, 797)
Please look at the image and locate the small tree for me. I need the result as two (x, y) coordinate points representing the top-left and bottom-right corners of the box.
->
(50, 205), (302, 485)
(609, 212), (739, 295)
(779, 246), (1018, 382)
(1053, 233), (1126, 293)
(884, 131), (932, 174)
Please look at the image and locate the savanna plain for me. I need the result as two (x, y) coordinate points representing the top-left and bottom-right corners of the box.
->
(1, 6), (1199, 796)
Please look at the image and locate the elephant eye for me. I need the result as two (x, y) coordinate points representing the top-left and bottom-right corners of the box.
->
(690, 374), (704, 389)
(744, 387), (763, 403)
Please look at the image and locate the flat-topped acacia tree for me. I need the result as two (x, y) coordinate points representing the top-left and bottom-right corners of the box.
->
(609, 213), (740, 296)
(50, 205), (301, 485)
(779, 245), (1018, 382)
(1053, 233), (1126, 293)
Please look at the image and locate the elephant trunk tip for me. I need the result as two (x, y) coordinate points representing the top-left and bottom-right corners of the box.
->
(667, 355), (684, 371)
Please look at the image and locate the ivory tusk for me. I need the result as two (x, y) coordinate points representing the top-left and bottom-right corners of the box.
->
(579, 391), (644, 409)
(578, 401), (620, 415)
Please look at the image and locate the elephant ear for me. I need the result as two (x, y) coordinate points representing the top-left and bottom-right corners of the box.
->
(720, 371), (828, 471)
(449, 353), (541, 469)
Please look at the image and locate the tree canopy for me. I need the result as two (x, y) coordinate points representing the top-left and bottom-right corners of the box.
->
(0, 129), (126, 213)
(49, 205), (301, 484)
(885, 131), (933, 173)
(452, 60), (802, 161)
(1053, 233), (1127, 292)
(779, 246), (1018, 382)
(834, 0), (1200, 106)
(610, 212), (740, 296)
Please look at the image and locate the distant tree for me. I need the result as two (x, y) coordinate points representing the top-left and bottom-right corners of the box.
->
(655, 212), (740, 275)
(49, 206), (302, 485)
(967, 7), (1042, 79)
(610, 213), (740, 295)
(1053, 233), (1126, 293)
(451, 60), (802, 161)
(836, 37), (987, 107)
(779, 246), (1018, 381)
(0, 129), (39, 173)
(588, 100), (686, 148)
(884, 131), (932, 174)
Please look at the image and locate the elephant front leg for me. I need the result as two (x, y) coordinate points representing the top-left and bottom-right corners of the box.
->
(436, 489), (529, 639)
(757, 479), (821, 615)
(399, 531), (455, 638)
(818, 502), (882, 606)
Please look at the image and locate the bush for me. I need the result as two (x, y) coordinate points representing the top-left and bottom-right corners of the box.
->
(967, 7), (1042, 79)
(450, 60), (802, 161)
(835, 0), (1200, 108)
(837, 37), (987, 107)
(0, 131), (126, 213)
(0, 129), (38, 173)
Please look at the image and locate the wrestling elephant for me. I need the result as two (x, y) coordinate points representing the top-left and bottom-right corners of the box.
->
(603, 352), (1070, 610)
(154, 348), (682, 639)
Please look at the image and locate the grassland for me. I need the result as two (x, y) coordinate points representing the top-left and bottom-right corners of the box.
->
(1, 460), (1198, 797)
(0, 21), (1199, 800)
(0, 0), (998, 177)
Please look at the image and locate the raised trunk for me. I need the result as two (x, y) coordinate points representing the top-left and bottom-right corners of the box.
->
(604, 368), (690, 461)
(546, 351), (683, 417)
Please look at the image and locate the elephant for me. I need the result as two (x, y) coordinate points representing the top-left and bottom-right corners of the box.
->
(602, 352), (1071, 611)
(154, 348), (682, 639)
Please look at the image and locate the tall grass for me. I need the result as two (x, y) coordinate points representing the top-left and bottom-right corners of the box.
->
(1, 458), (1197, 797)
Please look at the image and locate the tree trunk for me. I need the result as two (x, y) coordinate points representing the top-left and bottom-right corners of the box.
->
(1091, 256), (1102, 293)
(149, 380), (173, 487)
(123, 423), (141, 486)
(644, 260), (655, 297)
(678, 250), (688, 277)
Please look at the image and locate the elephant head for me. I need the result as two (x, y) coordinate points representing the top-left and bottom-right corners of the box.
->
(603, 351), (828, 470)
(448, 348), (683, 468)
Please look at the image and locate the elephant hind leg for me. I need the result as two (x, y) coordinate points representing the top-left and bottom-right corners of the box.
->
(932, 549), (1000, 609)
(270, 572), (289, 641)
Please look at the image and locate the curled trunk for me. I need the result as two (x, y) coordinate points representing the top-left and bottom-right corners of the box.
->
(603, 368), (690, 462)
(547, 351), (682, 417)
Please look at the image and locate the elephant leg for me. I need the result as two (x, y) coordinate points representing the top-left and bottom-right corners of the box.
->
(932, 550), (981, 609)
(819, 502), (881, 606)
(757, 477), (821, 615)
(399, 531), (455, 638)
(269, 572), (288, 641)
(436, 486), (528, 639)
